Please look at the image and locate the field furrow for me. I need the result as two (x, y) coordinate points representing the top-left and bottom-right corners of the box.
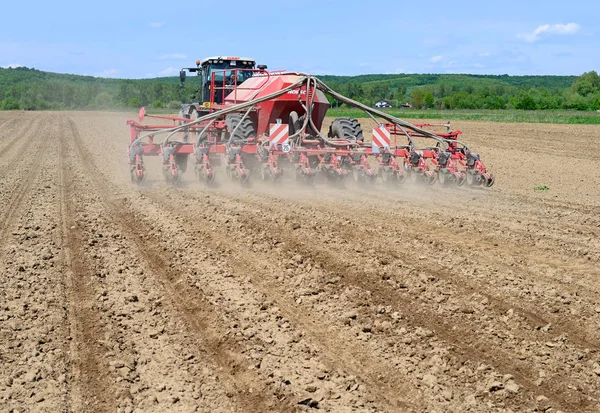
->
(1, 111), (599, 413)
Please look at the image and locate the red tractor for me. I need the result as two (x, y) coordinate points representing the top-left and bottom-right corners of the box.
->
(127, 56), (494, 188)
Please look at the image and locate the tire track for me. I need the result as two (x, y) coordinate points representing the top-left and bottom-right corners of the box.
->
(0, 117), (46, 245)
(0, 117), (40, 170)
(173, 188), (595, 412)
(0, 115), (72, 412)
(143, 188), (552, 412)
(237, 189), (600, 347)
(0, 117), (20, 142)
(64, 117), (296, 413)
(140, 190), (424, 412)
(58, 110), (600, 411)
(58, 116), (117, 413)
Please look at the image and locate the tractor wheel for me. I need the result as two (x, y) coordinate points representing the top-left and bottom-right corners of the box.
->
(380, 168), (389, 184)
(260, 165), (268, 181)
(178, 106), (197, 142)
(427, 173), (437, 185)
(289, 111), (303, 135)
(409, 169), (420, 184)
(225, 113), (256, 142)
(328, 117), (364, 142)
(175, 154), (189, 173)
(456, 174), (466, 186)
(438, 170), (449, 186)
(206, 170), (215, 185)
(466, 171), (480, 186)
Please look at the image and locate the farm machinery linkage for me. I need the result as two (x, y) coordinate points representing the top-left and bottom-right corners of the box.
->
(127, 58), (494, 188)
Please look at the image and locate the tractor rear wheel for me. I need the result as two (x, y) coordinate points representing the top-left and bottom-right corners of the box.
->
(328, 117), (364, 142)
(225, 113), (256, 142)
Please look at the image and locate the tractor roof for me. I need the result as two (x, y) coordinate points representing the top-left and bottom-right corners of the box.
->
(200, 56), (255, 65)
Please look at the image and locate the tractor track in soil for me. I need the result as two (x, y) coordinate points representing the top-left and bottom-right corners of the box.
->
(0, 117), (40, 171)
(0, 117), (46, 246)
(234, 190), (600, 345)
(3, 111), (600, 412)
(63, 117), (299, 412)
(139, 189), (422, 412)
(148, 188), (594, 412)
(58, 117), (118, 413)
(0, 115), (73, 412)
(0, 118), (21, 146)
(249, 189), (600, 357)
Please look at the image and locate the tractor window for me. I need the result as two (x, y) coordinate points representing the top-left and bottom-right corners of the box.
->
(204, 61), (255, 84)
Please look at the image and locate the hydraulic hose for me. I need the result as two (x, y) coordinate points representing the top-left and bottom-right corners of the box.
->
(131, 76), (309, 147)
(132, 73), (452, 155)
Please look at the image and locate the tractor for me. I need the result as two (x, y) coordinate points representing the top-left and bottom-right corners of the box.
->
(126, 56), (494, 188)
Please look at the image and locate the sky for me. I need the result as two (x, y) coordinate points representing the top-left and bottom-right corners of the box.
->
(0, 0), (598, 78)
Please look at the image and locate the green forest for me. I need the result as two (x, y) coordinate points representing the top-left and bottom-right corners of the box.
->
(1, 66), (600, 112)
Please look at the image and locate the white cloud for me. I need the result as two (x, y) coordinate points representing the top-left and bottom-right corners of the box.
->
(159, 53), (187, 60)
(150, 22), (166, 28)
(517, 23), (581, 42)
(159, 66), (178, 75)
(1, 63), (23, 68)
(429, 55), (443, 63)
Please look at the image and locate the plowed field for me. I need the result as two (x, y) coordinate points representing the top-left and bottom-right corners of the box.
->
(1, 111), (599, 413)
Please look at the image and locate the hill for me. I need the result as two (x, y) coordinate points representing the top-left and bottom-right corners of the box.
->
(0, 66), (598, 111)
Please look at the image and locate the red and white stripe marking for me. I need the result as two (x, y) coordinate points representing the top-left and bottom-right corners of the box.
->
(372, 126), (391, 153)
(269, 123), (289, 149)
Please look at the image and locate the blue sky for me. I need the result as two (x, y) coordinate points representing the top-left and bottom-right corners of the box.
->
(0, 0), (597, 78)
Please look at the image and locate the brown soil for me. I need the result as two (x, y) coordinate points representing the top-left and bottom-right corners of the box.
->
(1, 111), (599, 413)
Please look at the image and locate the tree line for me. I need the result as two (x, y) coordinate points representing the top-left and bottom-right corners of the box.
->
(0, 67), (189, 111)
(1, 66), (599, 111)
(324, 71), (600, 111)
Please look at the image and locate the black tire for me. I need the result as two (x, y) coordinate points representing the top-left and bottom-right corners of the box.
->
(289, 111), (303, 135)
(328, 117), (364, 142)
(175, 154), (189, 173)
(466, 171), (480, 186)
(409, 169), (420, 184)
(225, 113), (256, 142)
(178, 108), (191, 142)
(438, 170), (449, 186)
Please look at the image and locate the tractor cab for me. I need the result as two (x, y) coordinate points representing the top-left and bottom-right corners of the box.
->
(180, 56), (257, 105)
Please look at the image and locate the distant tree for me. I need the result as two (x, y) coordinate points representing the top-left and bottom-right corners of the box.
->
(591, 93), (600, 111)
(167, 100), (183, 109)
(572, 71), (600, 97)
(437, 83), (447, 98)
(564, 92), (588, 110)
(93, 91), (113, 109)
(423, 92), (435, 108)
(1, 97), (20, 110)
(152, 99), (164, 108)
(128, 97), (141, 108)
(514, 91), (536, 110)
(484, 95), (505, 110)
(19, 88), (39, 110)
(411, 89), (425, 109)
